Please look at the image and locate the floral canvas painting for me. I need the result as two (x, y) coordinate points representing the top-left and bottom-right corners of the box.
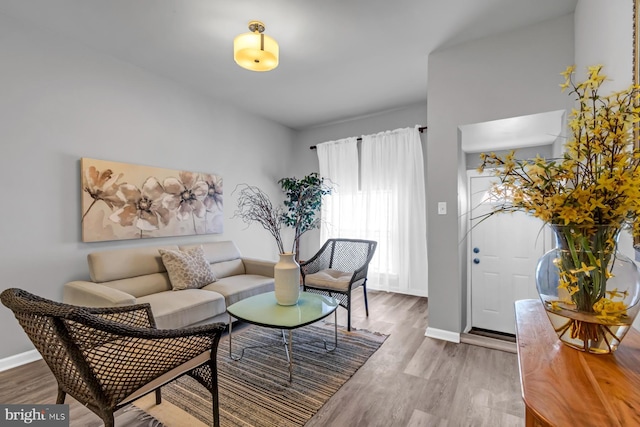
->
(81, 158), (223, 242)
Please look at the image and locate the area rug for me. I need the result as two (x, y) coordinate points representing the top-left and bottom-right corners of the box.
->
(110, 405), (165, 427)
(133, 324), (387, 427)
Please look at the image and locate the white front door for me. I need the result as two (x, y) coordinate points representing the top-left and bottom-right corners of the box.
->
(469, 173), (547, 335)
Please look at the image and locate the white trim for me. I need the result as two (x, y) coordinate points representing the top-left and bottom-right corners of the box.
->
(465, 169), (481, 333)
(425, 327), (460, 343)
(459, 110), (565, 153)
(465, 169), (495, 333)
(0, 350), (41, 372)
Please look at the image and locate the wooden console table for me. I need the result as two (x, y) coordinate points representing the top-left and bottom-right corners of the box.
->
(515, 299), (640, 427)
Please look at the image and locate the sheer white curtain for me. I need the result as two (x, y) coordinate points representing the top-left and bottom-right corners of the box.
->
(316, 127), (428, 296)
(316, 137), (359, 242)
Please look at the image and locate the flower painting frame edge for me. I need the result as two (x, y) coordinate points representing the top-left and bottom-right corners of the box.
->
(631, 0), (640, 247)
(634, 0), (640, 248)
(81, 157), (223, 242)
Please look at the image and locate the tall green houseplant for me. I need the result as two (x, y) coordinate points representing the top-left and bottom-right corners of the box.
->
(279, 173), (332, 262)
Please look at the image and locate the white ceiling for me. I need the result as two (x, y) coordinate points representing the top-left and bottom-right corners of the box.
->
(0, 0), (578, 130)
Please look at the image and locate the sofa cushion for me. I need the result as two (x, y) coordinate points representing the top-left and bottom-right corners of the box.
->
(137, 289), (226, 329)
(211, 259), (245, 279)
(180, 241), (246, 279)
(203, 275), (275, 306)
(103, 272), (172, 298)
(305, 269), (354, 291)
(181, 241), (241, 263)
(159, 246), (216, 291)
(88, 245), (179, 282)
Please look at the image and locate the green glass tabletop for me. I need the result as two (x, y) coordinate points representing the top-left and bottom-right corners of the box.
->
(226, 291), (338, 329)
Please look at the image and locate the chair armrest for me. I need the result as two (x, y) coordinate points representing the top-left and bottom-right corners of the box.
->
(350, 264), (369, 285)
(242, 257), (276, 278)
(64, 281), (136, 307)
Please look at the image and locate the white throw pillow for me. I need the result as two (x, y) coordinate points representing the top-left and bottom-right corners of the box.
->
(159, 246), (216, 291)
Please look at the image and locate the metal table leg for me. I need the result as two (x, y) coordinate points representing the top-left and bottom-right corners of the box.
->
(228, 309), (339, 382)
(228, 313), (243, 361)
(281, 329), (294, 382)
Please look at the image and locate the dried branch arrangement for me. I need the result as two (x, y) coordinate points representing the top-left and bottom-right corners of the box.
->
(232, 173), (332, 259)
(232, 184), (285, 254)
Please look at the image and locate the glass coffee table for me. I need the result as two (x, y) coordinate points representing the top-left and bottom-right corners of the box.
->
(226, 291), (339, 382)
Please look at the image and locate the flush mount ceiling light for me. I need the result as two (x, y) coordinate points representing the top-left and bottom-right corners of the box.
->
(234, 20), (279, 72)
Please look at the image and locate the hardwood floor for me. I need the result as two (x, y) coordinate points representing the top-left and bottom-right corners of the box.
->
(308, 290), (524, 427)
(0, 289), (525, 426)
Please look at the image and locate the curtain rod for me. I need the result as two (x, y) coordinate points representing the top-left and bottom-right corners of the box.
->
(309, 126), (427, 150)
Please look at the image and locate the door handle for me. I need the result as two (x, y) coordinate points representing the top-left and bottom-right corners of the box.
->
(473, 258), (480, 264)
(473, 247), (480, 253)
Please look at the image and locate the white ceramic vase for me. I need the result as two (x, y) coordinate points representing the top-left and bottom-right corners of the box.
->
(274, 252), (300, 305)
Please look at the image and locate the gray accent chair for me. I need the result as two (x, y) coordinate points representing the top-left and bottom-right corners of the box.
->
(300, 238), (377, 331)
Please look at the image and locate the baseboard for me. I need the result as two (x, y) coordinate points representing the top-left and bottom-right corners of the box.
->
(425, 327), (460, 343)
(0, 349), (41, 372)
(367, 287), (428, 298)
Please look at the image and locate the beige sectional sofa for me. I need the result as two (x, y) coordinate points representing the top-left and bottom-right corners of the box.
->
(63, 241), (275, 329)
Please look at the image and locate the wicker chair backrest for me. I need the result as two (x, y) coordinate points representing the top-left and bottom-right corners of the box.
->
(1, 288), (103, 407)
(326, 239), (377, 273)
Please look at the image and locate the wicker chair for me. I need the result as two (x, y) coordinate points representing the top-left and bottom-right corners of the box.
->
(0, 288), (225, 427)
(300, 239), (377, 331)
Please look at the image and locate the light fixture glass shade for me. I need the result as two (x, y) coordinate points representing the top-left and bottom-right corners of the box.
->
(234, 31), (279, 72)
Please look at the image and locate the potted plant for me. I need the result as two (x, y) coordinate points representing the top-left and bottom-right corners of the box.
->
(279, 173), (333, 262)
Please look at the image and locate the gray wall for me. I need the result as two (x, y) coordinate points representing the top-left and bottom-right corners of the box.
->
(574, 0), (640, 330)
(291, 103), (428, 260)
(426, 14), (575, 335)
(574, 0), (638, 266)
(0, 14), (295, 359)
(575, 0), (632, 91)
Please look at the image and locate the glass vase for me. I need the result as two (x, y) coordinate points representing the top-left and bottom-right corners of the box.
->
(535, 224), (640, 354)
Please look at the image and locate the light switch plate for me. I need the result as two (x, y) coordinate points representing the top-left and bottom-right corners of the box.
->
(438, 202), (447, 215)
